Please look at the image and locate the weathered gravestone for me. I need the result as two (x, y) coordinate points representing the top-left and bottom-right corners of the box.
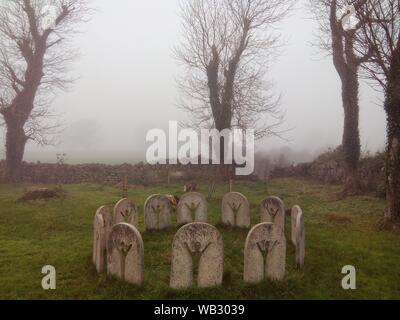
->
(93, 206), (112, 273)
(170, 223), (223, 289)
(144, 194), (173, 231)
(221, 192), (250, 228)
(291, 205), (305, 269)
(260, 196), (285, 231)
(177, 192), (208, 226)
(107, 223), (144, 285)
(113, 198), (139, 227)
(244, 223), (286, 283)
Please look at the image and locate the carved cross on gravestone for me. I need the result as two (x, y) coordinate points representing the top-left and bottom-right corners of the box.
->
(120, 207), (133, 223)
(184, 240), (212, 281)
(113, 198), (138, 227)
(265, 202), (279, 222)
(228, 202), (242, 226)
(260, 197), (285, 231)
(177, 193), (208, 226)
(221, 192), (250, 228)
(144, 195), (173, 231)
(256, 239), (278, 271)
(184, 202), (200, 221)
(116, 239), (133, 282)
(151, 204), (165, 230)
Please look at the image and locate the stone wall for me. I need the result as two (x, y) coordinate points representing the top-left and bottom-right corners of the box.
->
(0, 161), (254, 185)
(0, 161), (148, 185)
(271, 152), (385, 194)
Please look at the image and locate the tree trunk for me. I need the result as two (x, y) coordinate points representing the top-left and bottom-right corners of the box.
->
(341, 70), (361, 195)
(4, 118), (27, 183)
(215, 118), (233, 181)
(384, 48), (400, 227)
(342, 58), (361, 196)
(330, 7), (362, 197)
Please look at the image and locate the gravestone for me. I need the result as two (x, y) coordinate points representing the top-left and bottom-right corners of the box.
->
(93, 206), (112, 273)
(291, 205), (301, 245)
(260, 196), (285, 231)
(177, 192), (208, 226)
(144, 194), (173, 231)
(113, 198), (138, 227)
(170, 223), (223, 289)
(107, 223), (144, 285)
(292, 205), (305, 269)
(244, 223), (286, 283)
(221, 192), (250, 228)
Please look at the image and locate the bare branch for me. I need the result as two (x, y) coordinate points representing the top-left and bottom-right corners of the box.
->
(356, 0), (400, 87)
(0, 0), (91, 145)
(175, 0), (294, 138)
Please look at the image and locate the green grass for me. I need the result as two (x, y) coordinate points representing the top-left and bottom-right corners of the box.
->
(0, 178), (399, 300)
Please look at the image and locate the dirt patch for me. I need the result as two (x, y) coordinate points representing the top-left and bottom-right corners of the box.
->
(325, 213), (353, 224)
(19, 187), (65, 202)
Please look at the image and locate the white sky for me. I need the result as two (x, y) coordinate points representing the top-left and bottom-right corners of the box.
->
(0, 0), (387, 164)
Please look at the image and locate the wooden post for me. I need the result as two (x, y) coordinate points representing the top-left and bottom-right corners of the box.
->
(122, 174), (128, 198)
(264, 170), (268, 194)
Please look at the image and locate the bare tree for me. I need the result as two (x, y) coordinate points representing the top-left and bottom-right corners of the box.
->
(356, 0), (400, 226)
(175, 0), (294, 175)
(0, 0), (90, 182)
(309, 0), (372, 196)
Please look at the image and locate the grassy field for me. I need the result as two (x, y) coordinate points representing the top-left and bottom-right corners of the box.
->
(0, 178), (399, 300)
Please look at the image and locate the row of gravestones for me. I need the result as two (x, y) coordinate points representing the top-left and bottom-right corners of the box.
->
(93, 193), (305, 288)
(117, 192), (250, 230)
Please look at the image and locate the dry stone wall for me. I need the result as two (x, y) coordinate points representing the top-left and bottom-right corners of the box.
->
(0, 161), (226, 185)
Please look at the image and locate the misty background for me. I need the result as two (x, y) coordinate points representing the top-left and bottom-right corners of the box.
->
(0, 0), (386, 165)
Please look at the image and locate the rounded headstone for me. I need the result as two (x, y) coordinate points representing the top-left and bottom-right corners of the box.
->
(107, 223), (144, 285)
(177, 192), (208, 226)
(144, 194), (173, 231)
(93, 206), (111, 274)
(93, 207), (107, 273)
(170, 222), (224, 289)
(113, 198), (139, 227)
(294, 206), (305, 269)
(260, 196), (285, 231)
(221, 192), (250, 228)
(291, 205), (301, 245)
(244, 222), (286, 283)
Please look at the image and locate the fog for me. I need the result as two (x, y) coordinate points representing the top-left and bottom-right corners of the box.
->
(0, 0), (387, 165)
